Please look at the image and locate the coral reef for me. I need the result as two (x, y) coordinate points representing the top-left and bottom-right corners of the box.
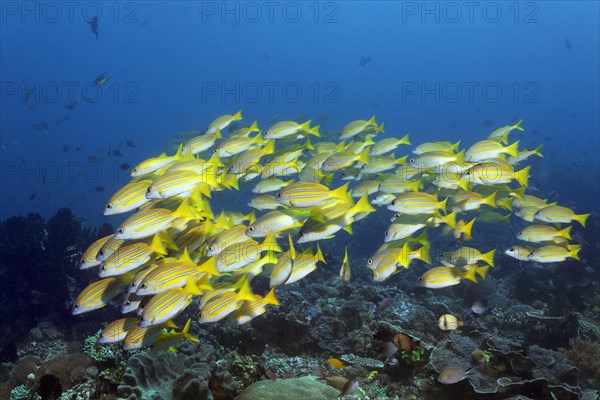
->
(560, 338), (600, 387)
(235, 376), (339, 400)
(118, 342), (240, 400)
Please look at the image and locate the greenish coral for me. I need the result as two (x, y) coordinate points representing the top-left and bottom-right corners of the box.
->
(560, 338), (600, 384)
(9, 384), (30, 400)
(401, 346), (426, 364)
(84, 330), (114, 362)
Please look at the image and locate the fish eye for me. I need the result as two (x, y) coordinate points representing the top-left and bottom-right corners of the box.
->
(213, 149), (218, 153)
(207, 245), (214, 252)
(117, 228), (124, 234)
(124, 301), (131, 306)
(368, 259), (373, 265)
(248, 227), (255, 232)
(276, 192), (281, 198)
(74, 304), (79, 308)
(140, 283), (146, 289)
(146, 188), (151, 194)
(409, 159), (415, 164)
(466, 171), (471, 175)
(509, 248), (514, 252)
(101, 266), (106, 271)
(106, 203), (112, 209)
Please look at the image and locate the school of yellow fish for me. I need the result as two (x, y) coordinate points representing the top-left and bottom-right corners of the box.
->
(73, 111), (589, 350)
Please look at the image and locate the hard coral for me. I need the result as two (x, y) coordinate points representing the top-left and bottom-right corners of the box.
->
(560, 338), (600, 386)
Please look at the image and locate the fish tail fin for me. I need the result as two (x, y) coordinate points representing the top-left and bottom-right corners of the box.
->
(249, 120), (258, 131)
(559, 226), (572, 240)
(569, 245), (582, 260)
(457, 176), (471, 191)
(399, 133), (411, 146)
(221, 171), (239, 190)
(533, 144), (543, 157)
(261, 233), (282, 253)
(316, 243), (326, 264)
(409, 179), (422, 192)
(184, 276), (203, 295)
(483, 249), (496, 267)
(237, 278), (256, 302)
(414, 229), (429, 246)
(352, 194), (376, 215)
(263, 288), (280, 306)
(149, 232), (169, 255)
(262, 140), (276, 155)
(367, 115), (376, 125)
(190, 189), (214, 219)
(483, 192), (497, 208)
(214, 128), (222, 139)
(461, 218), (476, 240)
(321, 173), (334, 186)
(309, 124), (321, 137)
(198, 257), (220, 276)
(376, 121), (385, 133)
(303, 136), (315, 150)
(246, 211), (256, 225)
(455, 149), (465, 165)
(363, 136), (376, 147)
(174, 143), (184, 159)
(496, 197), (513, 212)
(331, 182), (353, 205)
(476, 265), (490, 279)
(514, 119), (524, 131)
(416, 245), (431, 264)
(438, 210), (456, 228)
(395, 154), (408, 165)
(299, 120), (312, 133)
(462, 266), (478, 283)
(506, 141), (520, 157)
(575, 213), (590, 228)
(511, 186), (526, 200)
(287, 234), (296, 260)
(233, 110), (243, 120)
(452, 140), (462, 153)
(515, 166), (530, 187)
(438, 197), (448, 214)
(164, 319), (179, 329)
(357, 148), (370, 165)
(173, 197), (200, 220)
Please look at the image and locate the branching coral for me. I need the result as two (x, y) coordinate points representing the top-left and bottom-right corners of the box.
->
(560, 338), (600, 386)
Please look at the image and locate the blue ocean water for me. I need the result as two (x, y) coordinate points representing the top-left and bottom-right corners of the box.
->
(1, 2), (598, 226)
(2, 3), (600, 400)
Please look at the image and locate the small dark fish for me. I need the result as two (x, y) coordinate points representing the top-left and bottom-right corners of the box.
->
(119, 163), (132, 170)
(438, 367), (474, 384)
(87, 156), (102, 163)
(62, 144), (70, 152)
(29, 193), (36, 200)
(65, 102), (76, 110)
(359, 57), (371, 67)
(94, 72), (110, 86)
(87, 16), (99, 39)
(543, 136), (552, 141)
(112, 148), (123, 157)
(378, 341), (399, 357)
(56, 115), (70, 124)
(94, 186), (106, 192)
(264, 370), (277, 380)
(483, 120), (494, 127)
(126, 140), (136, 148)
(471, 298), (489, 315)
(375, 296), (395, 315)
(75, 145), (84, 152)
(532, 130), (540, 135)
(339, 379), (359, 398)
(564, 38), (572, 50)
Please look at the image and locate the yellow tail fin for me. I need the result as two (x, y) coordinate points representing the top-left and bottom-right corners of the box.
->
(575, 213), (590, 228)
(505, 141), (520, 157)
(263, 288), (280, 306)
(515, 166), (530, 187)
(399, 134), (411, 146)
(483, 192), (497, 208)
(483, 249), (496, 267)
(233, 110), (243, 120)
(559, 226), (572, 240)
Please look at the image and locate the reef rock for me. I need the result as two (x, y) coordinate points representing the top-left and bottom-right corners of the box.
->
(117, 343), (240, 400)
(235, 376), (339, 400)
